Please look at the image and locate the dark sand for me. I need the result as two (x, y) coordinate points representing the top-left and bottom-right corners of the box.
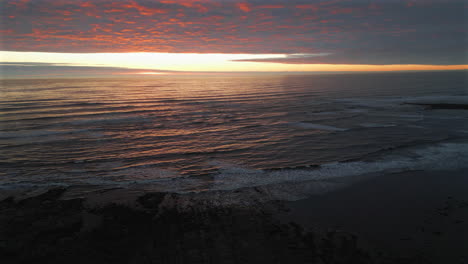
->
(0, 189), (377, 264)
(1, 169), (467, 263)
(279, 169), (468, 264)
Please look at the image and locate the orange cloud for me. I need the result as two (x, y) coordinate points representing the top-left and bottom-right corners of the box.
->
(237, 3), (251, 12)
(121, 1), (168, 16)
(1, 0), (466, 67)
(258, 5), (284, 9)
(295, 4), (319, 11)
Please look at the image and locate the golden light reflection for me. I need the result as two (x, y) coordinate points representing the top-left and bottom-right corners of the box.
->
(134, 72), (169, 75)
(1, 51), (467, 73)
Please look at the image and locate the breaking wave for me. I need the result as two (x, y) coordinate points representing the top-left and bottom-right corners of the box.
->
(3, 141), (467, 202)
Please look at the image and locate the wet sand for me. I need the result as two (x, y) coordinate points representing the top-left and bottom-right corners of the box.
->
(1, 169), (467, 263)
(279, 169), (468, 263)
(0, 188), (376, 264)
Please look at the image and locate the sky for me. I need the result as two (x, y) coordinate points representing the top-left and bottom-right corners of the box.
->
(1, 0), (467, 78)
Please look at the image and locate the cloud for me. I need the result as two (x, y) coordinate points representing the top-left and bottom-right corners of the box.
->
(236, 2), (252, 12)
(0, 0), (467, 65)
(233, 48), (468, 65)
(0, 62), (175, 78)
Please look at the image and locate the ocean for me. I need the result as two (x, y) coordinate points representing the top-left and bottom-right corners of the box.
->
(1, 71), (468, 199)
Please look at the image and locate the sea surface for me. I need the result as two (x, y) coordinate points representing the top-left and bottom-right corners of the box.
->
(1, 71), (468, 199)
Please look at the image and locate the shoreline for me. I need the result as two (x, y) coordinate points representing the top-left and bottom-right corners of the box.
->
(1, 169), (467, 263)
(279, 169), (468, 263)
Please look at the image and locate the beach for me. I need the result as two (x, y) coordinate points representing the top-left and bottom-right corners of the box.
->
(2, 168), (467, 263)
(280, 169), (468, 263)
(0, 187), (370, 264)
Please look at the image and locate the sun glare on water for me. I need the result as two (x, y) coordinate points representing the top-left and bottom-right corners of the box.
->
(136, 72), (168, 75)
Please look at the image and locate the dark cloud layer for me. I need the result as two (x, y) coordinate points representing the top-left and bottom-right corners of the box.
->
(0, 62), (170, 78)
(1, 0), (467, 65)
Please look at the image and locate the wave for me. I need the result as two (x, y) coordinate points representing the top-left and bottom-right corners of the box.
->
(0, 109), (159, 124)
(336, 95), (468, 109)
(0, 129), (99, 139)
(3, 141), (467, 203)
(67, 116), (153, 126)
(201, 141), (468, 201)
(289, 122), (349, 132)
(359, 123), (397, 128)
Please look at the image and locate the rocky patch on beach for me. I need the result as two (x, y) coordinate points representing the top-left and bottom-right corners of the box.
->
(0, 188), (428, 264)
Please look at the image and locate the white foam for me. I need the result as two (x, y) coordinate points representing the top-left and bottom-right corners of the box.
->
(208, 160), (257, 174)
(112, 167), (179, 181)
(205, 142), (468, 200)
(290, 122), (349, 132)
(0, 163), (193, 194)
(2, 142), (468, 203)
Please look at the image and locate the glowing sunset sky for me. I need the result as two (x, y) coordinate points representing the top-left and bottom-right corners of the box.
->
(1, 0), (467, 77)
